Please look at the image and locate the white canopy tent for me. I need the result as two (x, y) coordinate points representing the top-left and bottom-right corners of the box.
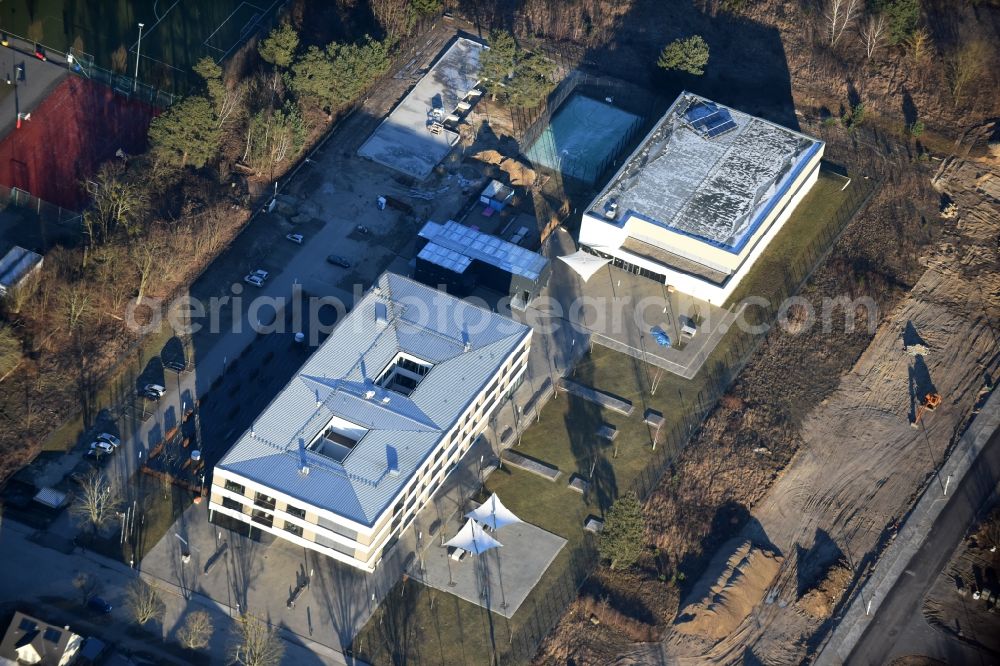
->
(558, 250), (610, 282)
(444, 518), (503, 555)
(466, 492), (521, 531)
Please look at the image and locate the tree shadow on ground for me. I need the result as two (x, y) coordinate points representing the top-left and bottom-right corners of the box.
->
(794, 528), (845, 597)
(675, 502), (773, 612)
(908, 354), (937, 422)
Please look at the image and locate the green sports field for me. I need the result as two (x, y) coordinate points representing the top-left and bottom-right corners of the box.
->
(0, 0), (284, 92)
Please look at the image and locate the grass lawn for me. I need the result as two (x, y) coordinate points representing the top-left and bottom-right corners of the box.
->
(78, 471), (193, 564)
(725, 169), (853, 308)
(352, 167), (873, 665)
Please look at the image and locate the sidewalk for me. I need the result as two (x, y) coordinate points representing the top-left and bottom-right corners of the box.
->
(815, 387), (1000, 664)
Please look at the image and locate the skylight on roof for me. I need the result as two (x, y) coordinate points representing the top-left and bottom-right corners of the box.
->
(375, 352), (432, 397)
(309, 414), (369, 463)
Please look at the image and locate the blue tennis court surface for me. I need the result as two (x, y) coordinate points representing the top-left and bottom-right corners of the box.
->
(525, 95), (641, 184)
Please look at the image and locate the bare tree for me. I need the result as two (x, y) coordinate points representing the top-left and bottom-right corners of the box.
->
(947, 39), (989, 101)
(126, 579), (164, 625)
(86, 163), (148, 241)
(73, 571), (100, 604)
(70, 470), (121, 534)
(371, 0), (412, 37)
(232, 614), (285, 666)
(826, 0), (861, 46)
(975, 510), (1000, 551)
(860, 14), (886, 59)
(907, 28), (933, 64)
(130, 239), (160, 307)
(216, 84), (246, 130)
(177, 610), (214, 650)
(60, 284), (92, 333)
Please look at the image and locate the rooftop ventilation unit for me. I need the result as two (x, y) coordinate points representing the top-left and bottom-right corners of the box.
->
(365, 390), (376, 400)
(375, 302), (388, 327)
(298, 438), (309, 475)
(604, 200), (619, 220)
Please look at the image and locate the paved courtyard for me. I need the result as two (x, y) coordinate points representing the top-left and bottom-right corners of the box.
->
(412, 519), (565, 619)
(533, 228), (740, 379)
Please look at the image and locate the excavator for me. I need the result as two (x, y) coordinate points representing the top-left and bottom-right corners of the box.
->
(911, 392), (942, 428)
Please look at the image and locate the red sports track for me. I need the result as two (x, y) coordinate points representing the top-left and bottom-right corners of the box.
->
(0, 76), (159, 210)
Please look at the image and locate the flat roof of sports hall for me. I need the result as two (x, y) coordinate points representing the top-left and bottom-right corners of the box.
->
(215, 272), (530, 527)
(590, 92), (822, 252)
(357, 37), (484, 180)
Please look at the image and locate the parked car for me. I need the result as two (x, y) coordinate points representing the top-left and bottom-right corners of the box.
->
(90, 441), (114, 454)
(244, 274), (264, 287)
(87, 597), (113, 614)
(286, 233), (304, 244)
(326, 255), (351, 268)
(142, 384), (166, 399)
(251, 269), (269, 281)
(650, 326), (672, 348)
(164, 359), (186, 372)
(355, 225), (369, 235)
(96, 433), (121, 448)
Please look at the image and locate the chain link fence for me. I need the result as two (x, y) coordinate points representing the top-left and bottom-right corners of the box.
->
(0, 29), (176, 107)
(504, 172), (879, 664)
(0, 183), (82, 226)
(348, 169), (880, 665)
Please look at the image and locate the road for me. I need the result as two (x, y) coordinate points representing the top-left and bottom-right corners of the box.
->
(1, 15), (579, 665)
(848, 426), (1000, 665)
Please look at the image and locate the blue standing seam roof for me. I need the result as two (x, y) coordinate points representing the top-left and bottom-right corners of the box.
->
(215, 273), (531, 528)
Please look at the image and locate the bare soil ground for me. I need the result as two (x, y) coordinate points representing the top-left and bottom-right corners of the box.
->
(535, 149), (1000, 664)
(923, 504), (1000, 655)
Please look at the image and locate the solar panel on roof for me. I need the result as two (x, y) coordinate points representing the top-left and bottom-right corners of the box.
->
(706, 119), (738, 138)
(685, 102), (718, 124)
(693, 109), (723, 130)
(417, 220), (547, 280)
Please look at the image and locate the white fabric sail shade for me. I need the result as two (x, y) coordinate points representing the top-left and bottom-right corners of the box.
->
(558, 250), (610, 282)
(466, 492), (521, 531)
(444, 518), (502, 555)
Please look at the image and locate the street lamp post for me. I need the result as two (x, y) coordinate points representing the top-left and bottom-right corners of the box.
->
(133, 22), (145, 93)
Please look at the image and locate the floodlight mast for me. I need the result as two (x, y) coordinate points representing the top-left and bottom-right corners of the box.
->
(133, 22), (145, 93)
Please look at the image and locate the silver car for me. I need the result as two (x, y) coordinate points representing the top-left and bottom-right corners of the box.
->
(90, 441), (114, 453)
(96, 433), (121, 448)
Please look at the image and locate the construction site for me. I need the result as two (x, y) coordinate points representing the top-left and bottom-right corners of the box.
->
(535, 148), (1000, 664)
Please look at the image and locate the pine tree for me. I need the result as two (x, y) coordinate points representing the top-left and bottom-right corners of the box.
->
(411, 0), (443, 17)
(657, 35), (710, 76)
(506, 52), (555, 108)
(290, 36), (391, 111)
(598, 492), (646, 570)
(478, 30), (554, 108)
(479, 30), (519, 101)
(259, 23), (299, 68)
(148, 96), (220, 168)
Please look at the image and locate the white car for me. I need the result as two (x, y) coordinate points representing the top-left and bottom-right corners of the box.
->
(244, 274), (264, 287)
(286, 233), (303, 244)
(143, 383), (166, 399)
(96, 433), (121, 448)
(251, 269), (269, 281)
(90, 441), (114, 453)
